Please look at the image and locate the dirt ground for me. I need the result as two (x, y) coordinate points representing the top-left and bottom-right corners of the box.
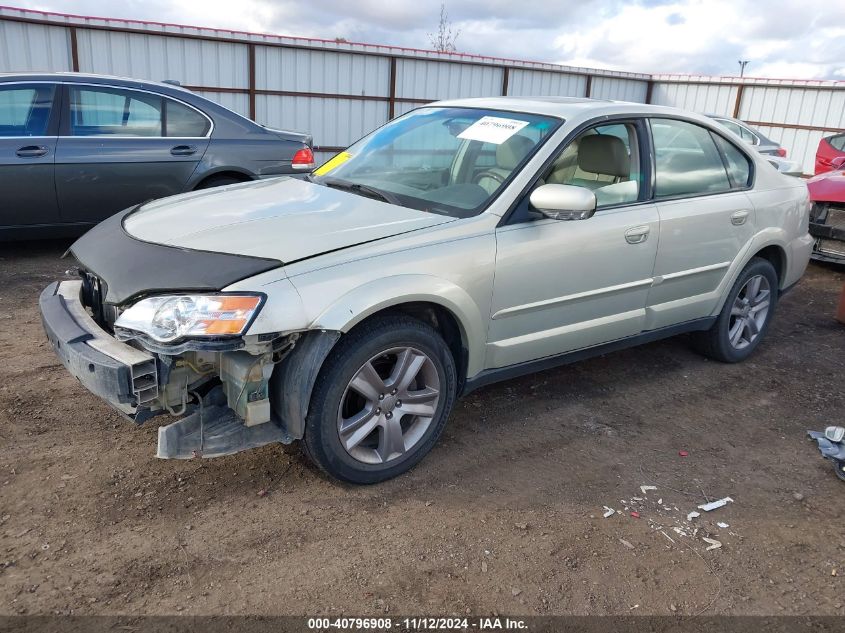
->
(0, 240), (843, 617)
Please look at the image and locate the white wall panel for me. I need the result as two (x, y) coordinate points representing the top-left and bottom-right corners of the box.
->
(0, 21), (70, 72)
(591, 77), (648, 102)
(256, 95), (388, 149)
(76, 30), (248, 88)
(650, 82), (737, 115)
(194, 90), (250, 117)
(396, 59), (502, 100)
(507, 69), (586, 97)
(740, 86), (845, 130)
(256, 47), (389, 96)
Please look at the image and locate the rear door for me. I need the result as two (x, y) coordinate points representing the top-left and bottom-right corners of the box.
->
(0, 82), (61, 227)
(645, 118), (756, 329)
(55, 83), (211, 224)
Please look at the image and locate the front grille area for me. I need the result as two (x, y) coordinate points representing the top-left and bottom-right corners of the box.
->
(79, 270), (119, 329)
(819, 238), (845, 257)
(827, 206), (845, 231)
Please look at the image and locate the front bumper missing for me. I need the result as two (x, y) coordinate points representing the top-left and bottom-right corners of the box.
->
(810, 217), (845, 263)
(157, 402), (293, 459)
(40, 280), (158, 418)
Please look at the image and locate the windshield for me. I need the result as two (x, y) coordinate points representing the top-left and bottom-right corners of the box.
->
(310, 107), (560, 217)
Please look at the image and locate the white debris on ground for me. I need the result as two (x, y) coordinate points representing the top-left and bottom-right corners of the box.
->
(600, 484), (736, 553)
(698, 497), (734, 512)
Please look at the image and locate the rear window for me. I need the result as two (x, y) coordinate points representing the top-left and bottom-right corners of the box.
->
(165, 100), (210, 137)
(650, 118), (731, 198)
(70, 86), (162, 137)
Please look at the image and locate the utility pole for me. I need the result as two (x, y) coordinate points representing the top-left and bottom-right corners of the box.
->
(738, 60), (749, 77)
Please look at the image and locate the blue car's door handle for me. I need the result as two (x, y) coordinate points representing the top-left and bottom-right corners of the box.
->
(16, 145), (49, 158)
(170, 145), (197, 156)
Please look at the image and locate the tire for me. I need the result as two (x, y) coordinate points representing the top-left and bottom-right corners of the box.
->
(303, 316), (457, 484)
(691, 257), (779, 363)
(195, 174), (247, 190)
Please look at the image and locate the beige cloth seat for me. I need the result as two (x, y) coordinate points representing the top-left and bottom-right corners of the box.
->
(548, 134), (630, 190)
(476, 135), (535, 195)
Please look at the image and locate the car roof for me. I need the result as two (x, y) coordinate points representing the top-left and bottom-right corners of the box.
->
(0, 71), (193, 94)
(429, 96), (714, 124)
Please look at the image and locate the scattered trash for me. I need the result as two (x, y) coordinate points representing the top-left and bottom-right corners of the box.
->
(660, 530), (676, 544)
(678, 450), (689, 457)
(257, 489), (267, 497)
(702, 537), (722, 551)
(807, 427), (845, 482)
(793, 492), (805, 502)
(640, 485), (657, 495)
(630, 511), (640, 519)
(514, 522), (528, 531)
(657, 498), (663, 505)
(832, 569), (837, 577)
(511, 588), (522, 597)
(687, 511), (701, 521)
(602, 506), (615, 518)
(619, 538), (635, 550)
(717, 522), (729, 529)
(698, 497), (733, 512)
(481, 561), (488, 573)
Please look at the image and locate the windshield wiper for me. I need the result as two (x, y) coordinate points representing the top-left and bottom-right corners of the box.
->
(318, 177), (402, 206)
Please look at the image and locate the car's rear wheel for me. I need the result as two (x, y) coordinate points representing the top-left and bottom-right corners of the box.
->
(303, 316), (456, 484)
(692, 257), (779, 363)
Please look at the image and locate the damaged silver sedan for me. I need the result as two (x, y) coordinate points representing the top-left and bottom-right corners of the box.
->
(40, 98), (813, 483)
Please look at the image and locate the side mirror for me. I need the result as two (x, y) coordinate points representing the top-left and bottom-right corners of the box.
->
(529, 184), (597, 221)
(831, 156), (845, 170)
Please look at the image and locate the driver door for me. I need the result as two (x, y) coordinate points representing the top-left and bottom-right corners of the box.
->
(486, 120), (660, 369)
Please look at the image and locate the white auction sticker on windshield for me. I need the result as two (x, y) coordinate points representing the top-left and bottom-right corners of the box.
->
(457, 116), (530, 145)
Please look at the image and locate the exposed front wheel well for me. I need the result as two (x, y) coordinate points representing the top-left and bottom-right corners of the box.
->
(753, 245), (787, 290)
(353, 303), (468, 393)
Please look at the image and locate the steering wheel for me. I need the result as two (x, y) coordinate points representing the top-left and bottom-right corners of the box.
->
(473, 170), (506, 187)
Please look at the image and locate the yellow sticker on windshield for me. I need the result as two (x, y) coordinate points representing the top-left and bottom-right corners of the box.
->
(313, 151), (353, 176)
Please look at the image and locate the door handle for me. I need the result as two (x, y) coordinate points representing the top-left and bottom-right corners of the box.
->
(731, 210), (750, 226)
(625, 225), (650, 244)
(170, 145), (197, 156)
(16, 145), (49, 158)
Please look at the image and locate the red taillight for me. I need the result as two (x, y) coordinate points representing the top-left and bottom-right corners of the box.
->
(292, 147), (315, 169)
(776, 147), (787, 158)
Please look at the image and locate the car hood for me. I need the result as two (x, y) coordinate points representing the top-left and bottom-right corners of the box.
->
(123, 177), (454, 262)
(807, 170), (845, 204)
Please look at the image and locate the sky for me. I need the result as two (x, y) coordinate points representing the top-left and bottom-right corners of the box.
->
(14, 0), (845, 80)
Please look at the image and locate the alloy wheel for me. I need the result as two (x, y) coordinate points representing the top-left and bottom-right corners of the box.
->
(728, 274), (771, 350)
(336, 347), (441, 465)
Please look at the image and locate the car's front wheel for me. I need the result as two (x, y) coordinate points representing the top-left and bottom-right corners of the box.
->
(303, 316), (457, 484)
(692, 257), (779, 363)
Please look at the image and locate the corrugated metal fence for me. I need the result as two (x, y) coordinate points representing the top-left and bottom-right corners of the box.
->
(1, 6), (843, 174)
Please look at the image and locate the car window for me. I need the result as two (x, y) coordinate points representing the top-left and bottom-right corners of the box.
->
(650, 118), (731, 198)
(70, 86), (163, 137)
(313, 107), (560, 218)
(165, 99), (210, 137)
(0, 84), (54, 137)
(541, 122), (641, 207)
(737, 125), (757, 144)
(716, 119), (741, 137)
(712, 134), (752, 189)
(829, 134), (845, 152)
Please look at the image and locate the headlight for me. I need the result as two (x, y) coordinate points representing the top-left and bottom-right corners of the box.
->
(114, 294), (263, 343)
